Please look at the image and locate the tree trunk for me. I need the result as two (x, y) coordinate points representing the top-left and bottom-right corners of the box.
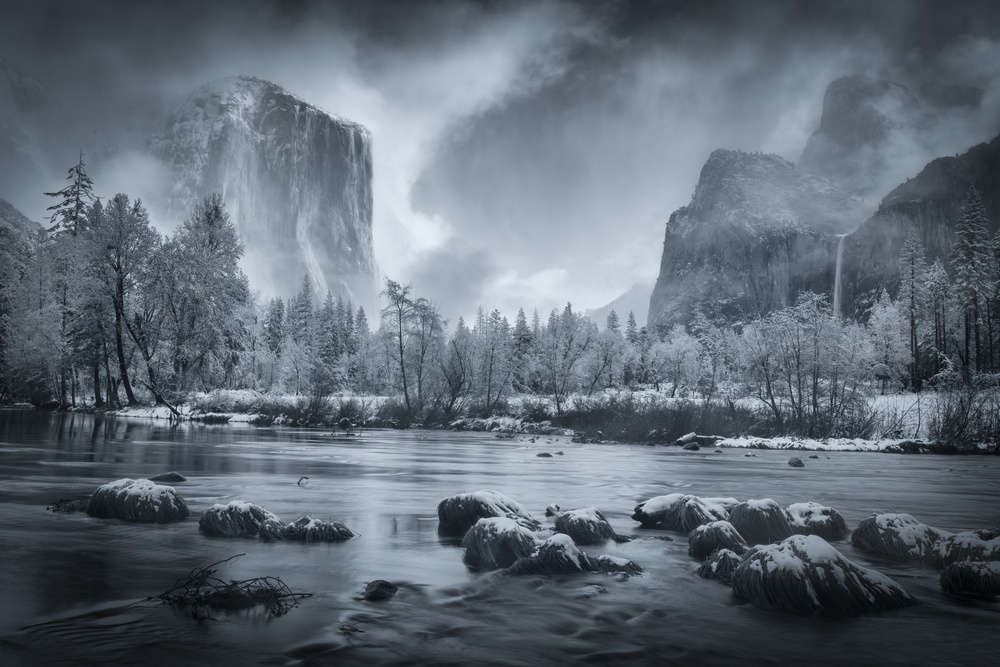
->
(114, 304), (137, 406)
(93, 361), (103, 408)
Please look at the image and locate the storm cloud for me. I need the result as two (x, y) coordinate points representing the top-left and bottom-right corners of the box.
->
(3, 0), (1000, 322)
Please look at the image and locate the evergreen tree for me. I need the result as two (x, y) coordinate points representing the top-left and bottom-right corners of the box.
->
(950, 186), (991, 377)
(44, 150), (96, 237)
(606, 309), (621, 334)
(264, 297), (285, 355)
(898, 226), (927, 389)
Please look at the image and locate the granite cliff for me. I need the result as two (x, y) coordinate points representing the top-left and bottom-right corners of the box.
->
(147, 77), (377, 309)
(647, 150), (870, 330)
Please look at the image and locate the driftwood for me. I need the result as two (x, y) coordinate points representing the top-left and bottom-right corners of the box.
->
(155, 554), (311, 619)
(137, 379), (183, 420)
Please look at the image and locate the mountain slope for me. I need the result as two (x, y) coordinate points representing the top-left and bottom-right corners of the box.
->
(839, 133), (1000, 318)
(647, 149), (870, 329)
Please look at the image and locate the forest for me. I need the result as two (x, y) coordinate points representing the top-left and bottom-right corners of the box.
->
(2, 157), (999, 448)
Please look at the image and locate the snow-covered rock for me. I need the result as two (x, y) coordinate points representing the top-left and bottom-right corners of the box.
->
(86, 478), (190, 523)
(731, 534), (918, 614)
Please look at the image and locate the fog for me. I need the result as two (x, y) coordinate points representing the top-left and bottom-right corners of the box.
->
(3, 0), (1000, 323)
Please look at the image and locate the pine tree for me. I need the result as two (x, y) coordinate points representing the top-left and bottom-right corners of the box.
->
(44, 150), (96, 237)
(898, 226), (927, 389)
(606, 309), (621, 334)
(264, 297), (285, 355)
(950, 186), (991, 377)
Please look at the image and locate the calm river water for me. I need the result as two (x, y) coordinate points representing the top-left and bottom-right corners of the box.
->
(0, 409), (997, 666)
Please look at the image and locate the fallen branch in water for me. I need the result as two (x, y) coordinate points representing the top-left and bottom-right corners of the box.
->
(154, 554), (312, 619)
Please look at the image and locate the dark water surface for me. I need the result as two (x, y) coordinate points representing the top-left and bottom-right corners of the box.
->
(0, 409), (998, 666)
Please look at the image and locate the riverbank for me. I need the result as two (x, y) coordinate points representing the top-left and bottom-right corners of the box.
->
(8, 388), (995, 455)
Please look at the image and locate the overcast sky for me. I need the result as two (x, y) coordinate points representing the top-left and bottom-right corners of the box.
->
(4, 0), (1000, 323)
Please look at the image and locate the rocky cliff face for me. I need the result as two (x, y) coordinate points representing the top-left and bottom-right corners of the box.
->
(799, 75), (924, 196)
(147, 77), (377, 309)
(0, 56), (46, 204)
(647, 150), (870, 330)
(839, 133), (1000, 318)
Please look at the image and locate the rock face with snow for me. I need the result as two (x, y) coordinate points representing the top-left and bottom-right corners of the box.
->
(0, 56), (45, 186)
(837, 133), (1000, 318)
(647, 150), (869, 330)
(799, 75), (923, 196)
(147, 76), (377, 308)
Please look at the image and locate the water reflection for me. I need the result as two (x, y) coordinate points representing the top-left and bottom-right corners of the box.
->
(0, 410), (998, 666)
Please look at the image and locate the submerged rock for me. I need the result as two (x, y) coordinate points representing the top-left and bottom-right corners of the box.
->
(437, 490), (541, 538)
(363, 580), (399, 601)
(148, 471), (187, 483)
(86, 478), (190, 523)
(731, 534), (918, 614)
(788, 457), (805, 467)
(47, 498), (89, 513)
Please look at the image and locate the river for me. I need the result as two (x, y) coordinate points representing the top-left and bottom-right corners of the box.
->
(0, 409), (997, 666)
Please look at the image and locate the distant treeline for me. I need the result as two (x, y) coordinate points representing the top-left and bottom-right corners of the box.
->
(2, 160), (1000, 447)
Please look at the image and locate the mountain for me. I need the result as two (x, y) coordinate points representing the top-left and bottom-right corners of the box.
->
(0, 56), (46, 206)
(0, 198), (42, 363)
(799, 75), (924, 196)
(147, 76), (377, 310)
(586, 282), (652, 329)
(838, 133), (1000, 318)
(647, 149), (870, 330)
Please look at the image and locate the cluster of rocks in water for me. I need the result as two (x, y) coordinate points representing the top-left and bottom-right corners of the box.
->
(440, 487), (1000, 613)
(49, 471), (1000, 617)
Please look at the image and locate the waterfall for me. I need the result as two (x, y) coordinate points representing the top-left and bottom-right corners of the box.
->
(833, 234), (847, 319)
